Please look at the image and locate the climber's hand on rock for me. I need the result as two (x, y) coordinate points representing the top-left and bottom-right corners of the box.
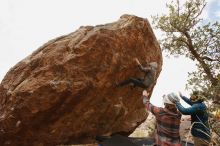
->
(134, 58), (140, 65)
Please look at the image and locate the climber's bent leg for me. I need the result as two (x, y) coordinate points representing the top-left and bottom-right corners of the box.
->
(117, 78), (146, 89)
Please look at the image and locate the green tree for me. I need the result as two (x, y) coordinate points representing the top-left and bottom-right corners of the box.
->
(152, 0), (220, 100)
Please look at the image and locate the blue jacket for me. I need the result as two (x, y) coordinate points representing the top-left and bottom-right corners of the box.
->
(176, 96), (210, 140)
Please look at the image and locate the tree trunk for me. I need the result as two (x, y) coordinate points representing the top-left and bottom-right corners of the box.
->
(184, 32), (218, 87)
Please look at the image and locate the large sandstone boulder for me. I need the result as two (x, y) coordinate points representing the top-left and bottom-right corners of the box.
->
(0, 14), (162, 146)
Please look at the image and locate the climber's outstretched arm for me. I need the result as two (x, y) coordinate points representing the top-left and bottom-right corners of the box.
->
(134, 58), (151, 73)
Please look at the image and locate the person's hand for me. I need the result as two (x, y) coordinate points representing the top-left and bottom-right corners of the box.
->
(179, 91), (184, 98)
(142, 90), (150, 104)
(143, 90), (150, 97)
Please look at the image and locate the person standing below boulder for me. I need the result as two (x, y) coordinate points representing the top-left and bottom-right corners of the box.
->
(142, 90), (182, 146)
(117, 58), (157, 90)
(168, 91), (211, 146)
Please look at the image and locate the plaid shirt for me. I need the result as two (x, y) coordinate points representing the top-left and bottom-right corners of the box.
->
(144, 96), (182, 146)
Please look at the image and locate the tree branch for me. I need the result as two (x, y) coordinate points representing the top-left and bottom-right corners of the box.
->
(184, 32), (218, 86)
(192, 2), (206, 21)
(201, 56), (220, 62)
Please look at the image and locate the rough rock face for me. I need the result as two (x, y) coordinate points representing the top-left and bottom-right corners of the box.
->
(0, 14), (162, 146)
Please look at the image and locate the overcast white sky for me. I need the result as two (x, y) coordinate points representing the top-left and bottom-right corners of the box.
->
(0, 0), (219, 106)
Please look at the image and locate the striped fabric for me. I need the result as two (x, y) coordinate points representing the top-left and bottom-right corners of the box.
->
(144, 98), (182, 146)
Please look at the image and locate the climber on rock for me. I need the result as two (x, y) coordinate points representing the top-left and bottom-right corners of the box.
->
(116, 58), (157, 90)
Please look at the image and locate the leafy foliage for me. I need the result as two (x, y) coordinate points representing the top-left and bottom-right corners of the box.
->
(152, 0), (220, 99)
(152, 1), (220, 144)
